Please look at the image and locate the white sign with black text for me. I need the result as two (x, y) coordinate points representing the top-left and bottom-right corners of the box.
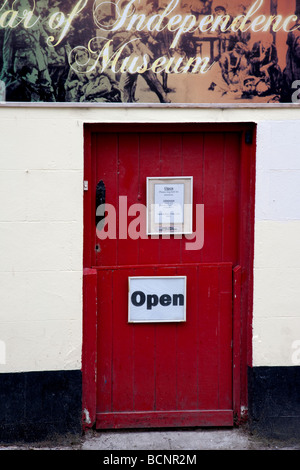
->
(128, 276), (187, 323)
(147, 177), (193, 235)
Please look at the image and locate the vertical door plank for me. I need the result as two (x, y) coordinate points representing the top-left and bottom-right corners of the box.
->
(139, 133), (161, 265)
(118, 133), (140, 266)
(95, 133), (119, 267)
(132, 266), (156, 411)
(82, 268), (97, 428)
(222, 133), (240, 264)
(198, 266), (219, 409)
(154, 266), (178, 411)
(97, 269), (113, 413)
(202, 133), (224, 263)
(159, 133), (183, 265)
(233, 265), (242, 421)
(218, 264), (233, 410)
(181, 132), (204, 264)
(175, 265), (199, 410)
(132, 325), (156, 411)
(111, 268), (134, 412)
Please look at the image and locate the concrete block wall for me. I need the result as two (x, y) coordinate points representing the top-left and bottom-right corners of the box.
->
(0, 111), (84, 373)
(253, 120), (300, 368)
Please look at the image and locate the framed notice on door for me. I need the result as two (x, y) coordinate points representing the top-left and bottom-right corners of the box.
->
(147, 177), (193, 235)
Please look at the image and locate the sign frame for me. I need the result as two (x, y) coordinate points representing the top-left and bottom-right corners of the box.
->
(128, 276), (187, 324)
(146, 176), (193, 236)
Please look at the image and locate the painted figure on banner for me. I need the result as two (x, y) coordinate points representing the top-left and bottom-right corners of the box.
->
(281, 5), (300, 102)
(117, 0), (171, 103)
(36, 0), (71, 101)
(93, 0), (171, 102)
(4, 65), (43, 101)
(213, 5), (234, 55)
(65, 47), (95, 101)
(249, 36), (282, 97)
(151, 6), (174, 93)
(80, 67), (121, 102)
(0, 0), (56, 101)
(190, 0), (212, 17)
(209, 41), (249, 98)
(226, 4), (252, 53)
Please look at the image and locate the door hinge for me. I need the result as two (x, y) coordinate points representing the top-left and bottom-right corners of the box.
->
(84, 181), (89, 191)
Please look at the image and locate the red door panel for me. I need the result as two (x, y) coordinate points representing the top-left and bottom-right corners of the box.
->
(96, 263), (233, 429)
(93, 131), (240, 268)
(83, 124), (255, 430)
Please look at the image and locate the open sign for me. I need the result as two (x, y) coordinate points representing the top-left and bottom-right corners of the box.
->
(128, 276), (187, 323)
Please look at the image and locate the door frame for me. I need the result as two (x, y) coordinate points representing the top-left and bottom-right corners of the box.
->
(82, 122), (256, 430)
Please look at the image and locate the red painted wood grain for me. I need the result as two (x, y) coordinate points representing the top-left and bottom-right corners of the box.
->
(83, 124), (255, 429)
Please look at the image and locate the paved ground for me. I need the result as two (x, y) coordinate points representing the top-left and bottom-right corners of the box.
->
(80, 427), (300, 451)
(1, 426), (299, 451)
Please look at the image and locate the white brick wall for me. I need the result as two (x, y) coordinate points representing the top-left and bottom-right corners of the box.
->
(0, 111), (83, 372)
(0, 107), (299, 371)
(253, 121), (300, 367)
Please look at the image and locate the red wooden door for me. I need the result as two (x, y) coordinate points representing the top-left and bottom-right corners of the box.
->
(83, 124), (255, 430)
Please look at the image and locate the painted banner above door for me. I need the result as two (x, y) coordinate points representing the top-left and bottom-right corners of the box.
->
(0, 0), (300, 104)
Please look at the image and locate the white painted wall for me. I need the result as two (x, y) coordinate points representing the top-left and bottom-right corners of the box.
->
(0, 106), (299, 372)
(0, 109), (84, 373)
(253, 120), (300, 367)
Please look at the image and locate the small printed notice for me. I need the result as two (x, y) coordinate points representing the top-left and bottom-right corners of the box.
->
(147, 177), (193, 235)
(154, 183), (184, 224)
